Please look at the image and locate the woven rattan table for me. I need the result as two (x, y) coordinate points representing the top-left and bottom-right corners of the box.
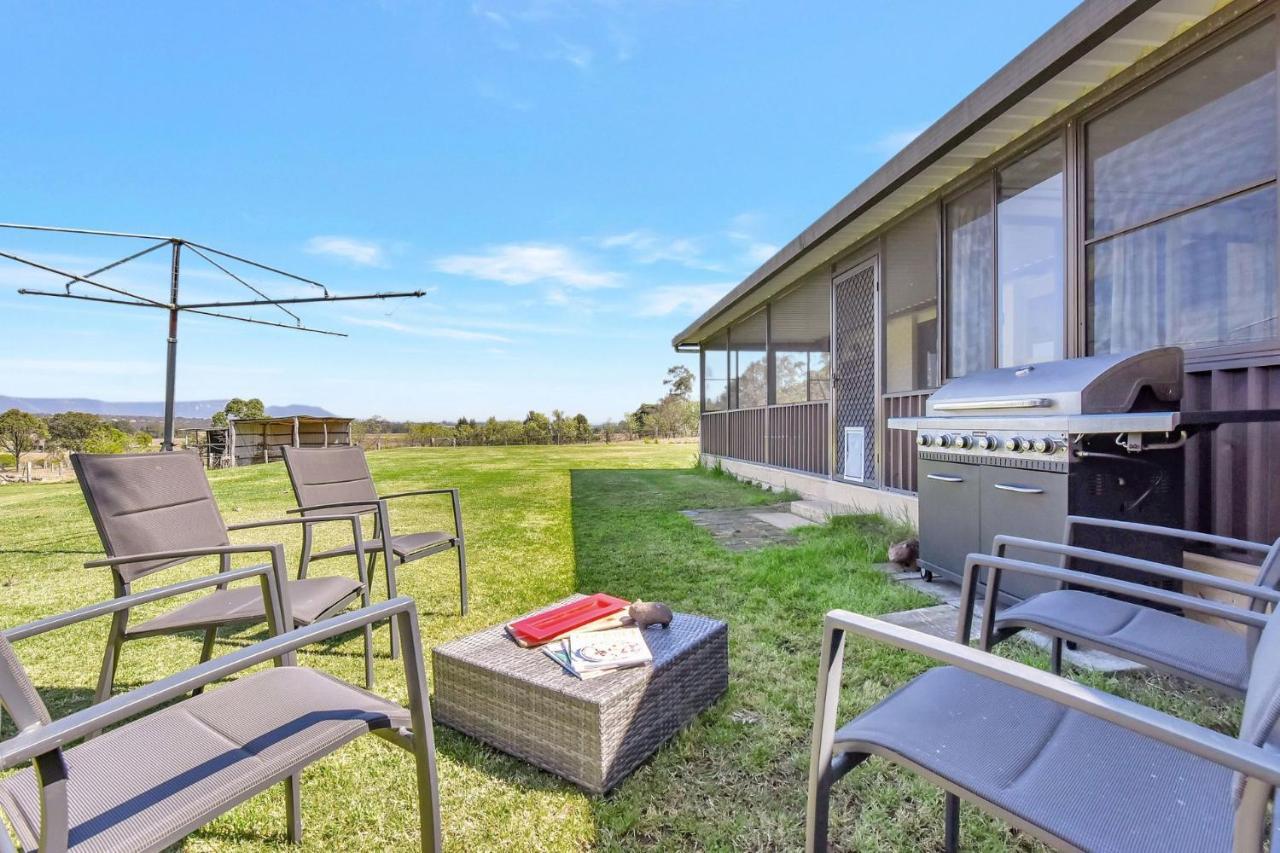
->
(432, 596), (728, 794)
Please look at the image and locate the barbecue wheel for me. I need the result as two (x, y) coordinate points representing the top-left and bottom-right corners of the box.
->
(920, 568), (933, 582)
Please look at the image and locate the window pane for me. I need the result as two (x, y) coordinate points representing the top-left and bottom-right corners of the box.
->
(1088, 185), (1277, 353)
(771, 275), (831, 403)
(946, 183), (994, 377)
(884, 207), (939, 392)
(730, 310), (767, 409)
(998, 139), (1064, 366)
(701, 332), (728, 412)
(1087, 22), (1277, 238)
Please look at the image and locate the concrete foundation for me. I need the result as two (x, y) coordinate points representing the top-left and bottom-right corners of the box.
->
(701, 453), (918, 526)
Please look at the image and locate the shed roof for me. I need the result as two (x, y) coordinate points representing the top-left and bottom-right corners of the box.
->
(671, 0), (1225, 349)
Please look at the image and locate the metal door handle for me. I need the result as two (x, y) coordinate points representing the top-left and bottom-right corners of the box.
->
(926, 473), (964, 483)
(993, 483), (1044, 494)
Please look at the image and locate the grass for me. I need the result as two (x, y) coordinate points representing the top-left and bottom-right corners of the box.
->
(0, 443), (1240, 850)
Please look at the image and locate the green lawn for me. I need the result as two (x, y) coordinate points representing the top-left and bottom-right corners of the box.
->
(0, 443), (1239, 850)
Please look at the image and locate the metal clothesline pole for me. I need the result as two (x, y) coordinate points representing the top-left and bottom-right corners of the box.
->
(1, 225), (426, 452)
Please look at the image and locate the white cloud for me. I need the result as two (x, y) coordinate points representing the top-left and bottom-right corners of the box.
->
(863, 125), (926, 156)
(598, 230), (716, 270)
(742, 242), (778, 265)
(433, 243), (618, 289)
(550, 38), (593, 70)
(637, 283), (731, 317)
(305, 236), (385, 267)
(342, 316), (512, 343)
(0, 357), (161, 376)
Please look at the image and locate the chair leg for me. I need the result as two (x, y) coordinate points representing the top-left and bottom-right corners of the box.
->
(944, 792), (960, 853)
(361, 585), (375, 689)
(456, 540), (469, 616)
(385, 557), (401, 660)
(808, 767), (833, 853)
(298, 523), (314, 580)
(94, 613), (127, 705)
(285, 772), (302, 844)
(1050, 638), (1064, 675)
(192, 627), (219, 696)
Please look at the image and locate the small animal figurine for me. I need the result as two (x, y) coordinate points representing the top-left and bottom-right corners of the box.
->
(888, 538), (919, 569)
(626, 600), (674, 629)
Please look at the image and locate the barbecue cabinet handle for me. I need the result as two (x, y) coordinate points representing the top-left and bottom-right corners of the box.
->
(993, 483), (1045, 495)
(926, 473), (964, 483)
(931, 398), (1052, 411)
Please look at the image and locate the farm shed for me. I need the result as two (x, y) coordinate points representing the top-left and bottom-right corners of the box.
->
(180, 416), (353, 468)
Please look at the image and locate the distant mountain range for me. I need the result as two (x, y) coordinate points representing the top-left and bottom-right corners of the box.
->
(0, 396), (335, 419)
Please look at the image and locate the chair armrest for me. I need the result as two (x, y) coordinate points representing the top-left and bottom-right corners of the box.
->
(993, 535), (1280, 604)
(227, 514), (363, 531)
(824, 610), (1280, 787)
(967, 553), (1269, 628)
(1065, 515), (1274, 556)
(0, 598), (419, 770)
(378, 488), (457, 501)
(286, 499), (380, 515)
(84, 543), (283, 569)
(3, 564), (282, 643)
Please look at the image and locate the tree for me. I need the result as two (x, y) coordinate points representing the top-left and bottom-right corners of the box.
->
(550, 409), (567, 444)
(132, 431), (154, 450)
(523, 411), (551, 445)
(46, 411), (105, 453)
(84, 425), (130, 454)
(211, 397), (266, 428)
(0, 409), (48, 470)
(572, 413), (592, 443)
(663, 364), (695, 400)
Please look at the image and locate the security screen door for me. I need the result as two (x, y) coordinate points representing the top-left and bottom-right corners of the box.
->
(833, 259), (878, 484)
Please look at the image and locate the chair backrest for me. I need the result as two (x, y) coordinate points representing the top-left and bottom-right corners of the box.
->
(280, 446), (379, 517)
(72, 451), (230, 583)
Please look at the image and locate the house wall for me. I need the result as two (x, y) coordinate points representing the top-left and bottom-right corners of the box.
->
(697, 0), (1280, 541)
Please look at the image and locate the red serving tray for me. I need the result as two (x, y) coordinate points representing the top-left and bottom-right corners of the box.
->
(510, 594), (630, 644)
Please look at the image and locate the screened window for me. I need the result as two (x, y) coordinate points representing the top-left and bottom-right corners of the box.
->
(1087, 22), (1278, 353)
(771, 275), (831, 403)
(883, 207), (939, 392)
(946, 184), (994, 377)
(998, 139), (1064, 366)
(730, 310), (767, 409)
(702, 332), (728, 412)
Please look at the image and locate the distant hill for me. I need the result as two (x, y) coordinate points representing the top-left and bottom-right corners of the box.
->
(0, 396), (336, 419)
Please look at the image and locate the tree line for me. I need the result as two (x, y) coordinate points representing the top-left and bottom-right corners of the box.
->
(0, 409), (155, 469)
(350, 365), (700, 448)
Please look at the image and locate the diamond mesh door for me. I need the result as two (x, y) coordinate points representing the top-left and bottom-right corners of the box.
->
(834, 263), (877, 483)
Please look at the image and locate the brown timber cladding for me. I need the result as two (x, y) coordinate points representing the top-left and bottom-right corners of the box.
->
(701, 402), (828, 475)
(883, 391), (928, 492)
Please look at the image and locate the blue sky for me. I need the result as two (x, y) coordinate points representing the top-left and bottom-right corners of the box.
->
(0, 1), (1076, 421)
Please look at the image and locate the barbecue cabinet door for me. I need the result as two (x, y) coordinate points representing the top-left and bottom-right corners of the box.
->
(918, 459), (981, 582)
(979, 466), (1066, 601)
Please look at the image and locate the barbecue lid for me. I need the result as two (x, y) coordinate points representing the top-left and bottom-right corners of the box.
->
(924, 347), (1183, 417)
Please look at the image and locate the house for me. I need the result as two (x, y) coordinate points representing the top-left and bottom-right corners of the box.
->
(673, 0), (1280, 541)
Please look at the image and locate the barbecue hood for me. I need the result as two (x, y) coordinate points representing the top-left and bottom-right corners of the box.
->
(924, 348), (1184, 418)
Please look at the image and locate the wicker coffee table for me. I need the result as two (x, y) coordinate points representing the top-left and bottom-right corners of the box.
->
(432, 596), (728, 794)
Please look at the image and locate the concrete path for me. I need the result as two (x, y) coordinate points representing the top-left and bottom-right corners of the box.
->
(680, 503), (815, 551)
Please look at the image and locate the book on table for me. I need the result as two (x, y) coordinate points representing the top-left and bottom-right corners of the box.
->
(543, 626), (654, 679)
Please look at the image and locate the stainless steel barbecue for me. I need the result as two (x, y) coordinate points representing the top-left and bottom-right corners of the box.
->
(888, 347), (1188, 601)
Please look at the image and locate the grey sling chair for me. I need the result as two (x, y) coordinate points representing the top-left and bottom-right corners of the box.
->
(954, 516), (1280, 696)
(71, 451), (377, 696)
(280, 445), (467, 659)
(0, 574), (442, 852)
(806, 605), (1280, 853)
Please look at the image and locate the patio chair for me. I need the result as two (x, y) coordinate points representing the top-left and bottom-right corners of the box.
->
(806, 607), (1280, 853)
(0, 576), (442, 852)
(281, 445), (467, 658)
(71, 451), (376, 699)
(955, 516), (1280, 695)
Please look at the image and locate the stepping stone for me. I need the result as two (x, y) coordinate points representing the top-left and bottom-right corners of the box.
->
(750, 511), (816, 531)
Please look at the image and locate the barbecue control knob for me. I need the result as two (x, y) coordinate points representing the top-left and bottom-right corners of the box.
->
(977, 435), (999, 451)
(917, 433), (933, 447)
(954, 435), (973, 450)
(1004, 436), (1027, 452)
(1033, 438), (1057, 454)
(937, 434), (953, 449)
